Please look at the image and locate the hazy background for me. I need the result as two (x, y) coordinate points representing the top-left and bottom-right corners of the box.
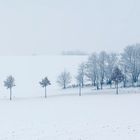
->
(0, 0), (140, 55)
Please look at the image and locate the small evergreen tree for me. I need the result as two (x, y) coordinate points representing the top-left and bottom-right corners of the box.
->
(39, 77), (51, 98)
(111, 67), (124, 94)
(4, 75), (15, 100)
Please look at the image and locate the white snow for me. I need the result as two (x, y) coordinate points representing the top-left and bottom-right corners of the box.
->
(0, 90), (140, 140)
(0, 55), (139, 140)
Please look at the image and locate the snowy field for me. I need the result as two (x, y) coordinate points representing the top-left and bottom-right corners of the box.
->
(0, 89), (140, 140)
(0, 55), (140, 140)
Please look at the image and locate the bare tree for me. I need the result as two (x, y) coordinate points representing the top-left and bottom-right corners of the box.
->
(105, 53), (118, 88)
(121, 44), (140, 86)
(76, 74), (82, 96)
(39, 77), (51, 98)
(111, 67), (124, 94)
(119, 56), (128, 88)
(86, 53), (99, 89)
(76, 63), (86, 96)
(4, 75), (15, 100)
(57, 70), (71, 89)
(76, 63), (86, 88)
(98, 51), (107, 89)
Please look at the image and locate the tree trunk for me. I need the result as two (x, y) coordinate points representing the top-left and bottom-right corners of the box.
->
(116, 82), (118, 94)
(45, 86), (47, 98)
(100, 81), (103, 90)
(96, 83), (99, 90)
(123, 79), (126, 88)
(64, 82), (66, 89)
(10, 88), (12, 100)
(132, 76), (134, 87)
(79, 84), (81, 96)
(94, 81), (96, 87)
(123, 66), (127, 88)
(137, 76), (139, 87)
(110, 82), (112, 88)
(82, 80), (84, 88)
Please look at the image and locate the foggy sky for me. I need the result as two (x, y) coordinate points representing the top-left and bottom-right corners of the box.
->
(0, 0), (140, 55)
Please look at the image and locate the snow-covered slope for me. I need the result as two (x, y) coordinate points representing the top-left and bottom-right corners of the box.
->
(0, 92), (140, 140)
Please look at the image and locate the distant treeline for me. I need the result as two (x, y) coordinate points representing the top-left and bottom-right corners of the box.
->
(61, 50), (88, 56)
(58, 44), (140, 94)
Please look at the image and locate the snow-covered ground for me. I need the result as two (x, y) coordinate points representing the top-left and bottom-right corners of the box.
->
(0, 90), (140, 140)
(0, 55), (140, 140)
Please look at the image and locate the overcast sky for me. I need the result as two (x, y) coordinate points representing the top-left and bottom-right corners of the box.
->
(0, 0), (140, 55)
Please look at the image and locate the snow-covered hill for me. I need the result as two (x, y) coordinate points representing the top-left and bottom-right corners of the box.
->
(0, 55), (140, 140)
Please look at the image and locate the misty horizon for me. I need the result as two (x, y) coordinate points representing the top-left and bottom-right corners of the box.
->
(0, 0), (140, 55)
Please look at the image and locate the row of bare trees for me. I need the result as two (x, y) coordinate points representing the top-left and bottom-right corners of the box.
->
(57, 44), (140, 94)
(4, 44), (140, 100)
